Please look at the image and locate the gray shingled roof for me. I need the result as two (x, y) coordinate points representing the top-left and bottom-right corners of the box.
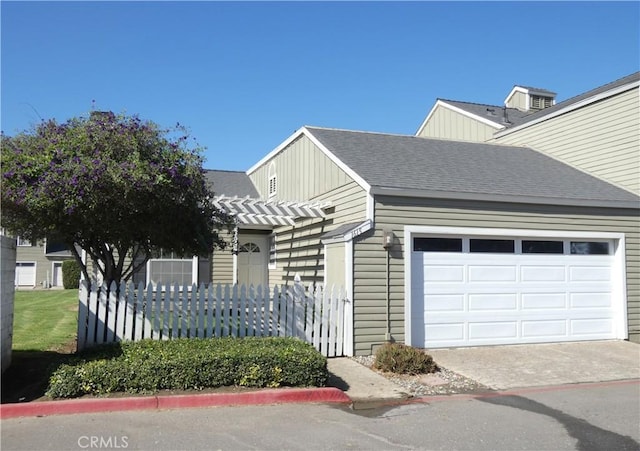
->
(440, 99), (531, 127)
(305, 126), (639, 207)
(204, 170), (259, 198)
(504, 72), (640, 129)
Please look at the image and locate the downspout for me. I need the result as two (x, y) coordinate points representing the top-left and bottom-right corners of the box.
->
(382, 229), (393, 342)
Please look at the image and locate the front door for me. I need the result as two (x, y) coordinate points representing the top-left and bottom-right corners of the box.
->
(237, 235), (268, 287)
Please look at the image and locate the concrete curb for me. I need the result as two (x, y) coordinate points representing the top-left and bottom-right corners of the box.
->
(0, 387), (352, 419)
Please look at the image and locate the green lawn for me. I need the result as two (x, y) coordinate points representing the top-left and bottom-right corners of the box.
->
(12, 289), (78, 352)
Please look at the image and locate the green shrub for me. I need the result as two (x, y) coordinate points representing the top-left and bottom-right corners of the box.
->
(373, 343), (437, 375)
(46, 337), (328, 398)
(62, 260), (81, 289)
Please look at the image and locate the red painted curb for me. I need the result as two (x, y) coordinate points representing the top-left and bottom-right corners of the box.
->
(0, 387), (351, 419)
(157, 387), (351, 409)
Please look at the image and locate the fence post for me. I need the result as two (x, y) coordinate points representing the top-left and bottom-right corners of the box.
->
(77, 281), (89, 351)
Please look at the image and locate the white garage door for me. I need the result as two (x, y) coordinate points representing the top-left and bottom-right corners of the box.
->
(15, 262), (36, 286)
(411, 235), (621, 348)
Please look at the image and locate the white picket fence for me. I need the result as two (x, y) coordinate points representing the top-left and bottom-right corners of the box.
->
(77, 280), (348, 357)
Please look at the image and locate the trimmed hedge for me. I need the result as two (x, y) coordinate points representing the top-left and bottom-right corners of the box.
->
(62, 260), (81, 289)
(46, 337), (328, 398)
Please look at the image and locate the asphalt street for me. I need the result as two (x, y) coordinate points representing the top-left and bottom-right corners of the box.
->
(2, 381), (638, 451)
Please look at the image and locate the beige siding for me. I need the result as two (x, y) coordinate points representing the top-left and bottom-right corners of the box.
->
(417, 104), (497, 142)
(268, 181), (367, 287)
(249, 134), (353, 201)
(493, 87), (640, 194)
(350, 195), (640, 355)
(506, 90), (528, 111)
(211, 230), (234, 285)
(249, 134), (368, 288)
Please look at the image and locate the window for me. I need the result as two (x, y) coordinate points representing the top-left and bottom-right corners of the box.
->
(148, 249), (194, 286)
(470, 239), (515, 253)
(414, 237), (462, 252)
(16, 236), (32, 246)
(268, 235), (276, 269)
(522, 240), (564, 254)
(268, 162), (277, 197)
(238, 242), (260, 253)
(570, 241), (610, 255)
(148, 260), (193, 286)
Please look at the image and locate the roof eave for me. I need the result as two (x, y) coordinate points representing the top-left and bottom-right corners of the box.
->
(370, 186), (640, 210)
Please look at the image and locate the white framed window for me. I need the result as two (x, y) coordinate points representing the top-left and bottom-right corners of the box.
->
(147, 249), (198, 287)
(268, 162), (277, 198)
(16, 236), (32, 246)
(268, 234), (276, 269)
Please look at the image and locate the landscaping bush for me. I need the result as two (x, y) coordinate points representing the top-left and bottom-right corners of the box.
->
(46, 337), (328, 398)
(62, 260), (81, 289)
(373, 342), (437, 375)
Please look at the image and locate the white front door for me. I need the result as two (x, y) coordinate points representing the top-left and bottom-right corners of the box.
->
(237, 235), (268, 287)
(52, 262), (63, 287)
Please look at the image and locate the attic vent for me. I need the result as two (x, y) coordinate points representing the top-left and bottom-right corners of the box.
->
(268, 162), (277, 198)
(531, 95), (553, 110)
(486, 108), (496, 116)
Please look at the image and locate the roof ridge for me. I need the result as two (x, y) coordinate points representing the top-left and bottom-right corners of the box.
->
(304, 125), (417, 139)
(439, 98), (504, 109)
(204, 168), (246, 174)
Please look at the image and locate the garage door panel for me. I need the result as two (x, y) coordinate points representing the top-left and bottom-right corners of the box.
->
(522, 293), (567, 309)
(423, 265), (464, 282)
(570, 319), (614, 335)
(570, 292), (612, 308)
(468, 321), (517, 340)
(569, 266), (611, 282)
(521, 266), (566, 282)
(424, 294), (464, 312)
(426, 323), (465, 341)
(468, 266), (516, 282)
(522, 320), (568, 337)
(468, 294), (517, 311)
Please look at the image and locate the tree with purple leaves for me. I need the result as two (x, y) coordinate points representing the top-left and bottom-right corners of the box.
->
(1, 111), (232, 285)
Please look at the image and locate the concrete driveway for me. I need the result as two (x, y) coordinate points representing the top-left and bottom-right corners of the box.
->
(427, 340), (640, 390)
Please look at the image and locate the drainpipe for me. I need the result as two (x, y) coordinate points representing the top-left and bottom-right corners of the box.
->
(382, 230), (393, 342)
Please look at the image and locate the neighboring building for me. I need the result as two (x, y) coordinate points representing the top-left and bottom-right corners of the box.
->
(416, 72), (640, 195)
(13, 237), (75, 289)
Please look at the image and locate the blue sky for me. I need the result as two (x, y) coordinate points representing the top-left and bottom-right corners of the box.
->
(2, 1), (639, 171)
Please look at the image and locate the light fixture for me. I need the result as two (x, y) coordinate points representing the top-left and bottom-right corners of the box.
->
(382, 229), (394, 250)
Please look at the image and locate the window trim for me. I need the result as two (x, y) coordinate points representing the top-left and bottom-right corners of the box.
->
(16, 236), (32, 247)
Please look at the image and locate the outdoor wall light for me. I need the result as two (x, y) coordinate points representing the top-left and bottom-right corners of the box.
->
(382, 230), (394, 250)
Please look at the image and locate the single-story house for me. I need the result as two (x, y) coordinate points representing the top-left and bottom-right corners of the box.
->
(60, 72), (640, 356)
